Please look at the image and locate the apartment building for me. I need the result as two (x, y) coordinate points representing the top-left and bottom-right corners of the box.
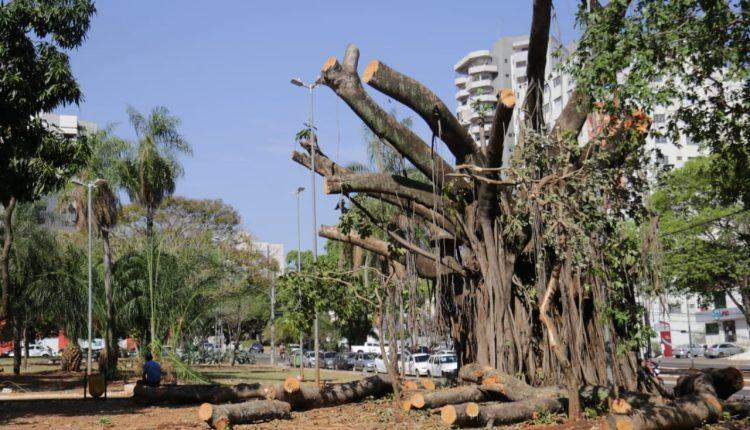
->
(453, 36), (704, 170)
(454, 35), (574, 164)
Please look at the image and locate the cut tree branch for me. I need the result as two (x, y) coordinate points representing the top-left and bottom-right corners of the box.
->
(362, 60), (480, 164)
(319, 225), (447, 278)
(524, 0), (552, 131)
(320, 44), (455, 187)
(324, 172), (449, 212)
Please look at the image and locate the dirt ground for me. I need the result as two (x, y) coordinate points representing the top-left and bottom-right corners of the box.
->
(1, 362), (749, 429)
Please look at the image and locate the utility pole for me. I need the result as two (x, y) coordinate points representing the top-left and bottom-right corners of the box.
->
(269, 245), (276, 366)
(686, 295), (694, 368)
(295, 187), (305, 378)
(291, 77), (320, 385)
(71, 178), (105, 399)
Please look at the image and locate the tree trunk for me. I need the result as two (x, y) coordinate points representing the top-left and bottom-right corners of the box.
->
(407, 385), (499, 410)
(133, 382), (267, 405)
(146, 206), (156, 348)
(0, 197), (16, 322)
(601, 367), (743, 430)
(442, 396), (565, 427)
(265, 374), (393, 410)
(458, 363), (563, 401)
(198, 399), (291, 429)
(22, 325), (29, 371)
(102, 229), (117, 375)
(12, 315), (22, 375)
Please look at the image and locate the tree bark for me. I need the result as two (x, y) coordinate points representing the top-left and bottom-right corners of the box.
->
(265, 374), (393, 410)
(324, 172), (447, 211)
(524, 0), (552, 131)
(442, 396), (565, 427)
(408, 385), (499, 410)
(133, 382), (267, 405)
(102, 229), (117, 375)
(198, 399), (291, 429)
(320, 45), (455, 187)
(601, 367), (743, 430)
(362, 59), (479, 164)
(1, 197), (16, 322)
(12, 315), (22, 375)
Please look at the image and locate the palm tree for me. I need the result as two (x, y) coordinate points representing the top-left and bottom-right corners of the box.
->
(61, 128), (127, 373)
(118, 106), (191, 347)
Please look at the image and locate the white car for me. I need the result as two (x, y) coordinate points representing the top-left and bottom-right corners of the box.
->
(7, 343), (54, 357)
(428, 354), (458, 378)
(406, 353), (431, 376)
(351, 341), (389, 354)
(374, 352), (411, 373)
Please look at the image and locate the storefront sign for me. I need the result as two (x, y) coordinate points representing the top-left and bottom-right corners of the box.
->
(695, 307), (744, 323)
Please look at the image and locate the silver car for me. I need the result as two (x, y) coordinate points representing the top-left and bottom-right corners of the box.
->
(673, 344), (704, 358)
(705, 343), (743, 358)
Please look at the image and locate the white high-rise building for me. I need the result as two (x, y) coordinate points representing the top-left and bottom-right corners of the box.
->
(454, 35), (575, 165)
(453, 36), (704, 170)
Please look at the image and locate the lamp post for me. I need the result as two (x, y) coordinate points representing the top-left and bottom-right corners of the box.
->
(71, 177), (106, 395)
(291, 77), (321, 385)
(295, 186), (305, 378)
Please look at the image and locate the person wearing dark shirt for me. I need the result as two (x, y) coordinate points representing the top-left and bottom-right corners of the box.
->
(141, 351), (161, 387)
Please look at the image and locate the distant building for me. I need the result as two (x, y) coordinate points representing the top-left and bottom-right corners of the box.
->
(454, 35), (574, 165)
(453, 36), (705, 170)
(39, 112), (97, 137)
(647, 293), (749, 356)
(235, 232), (285, 275)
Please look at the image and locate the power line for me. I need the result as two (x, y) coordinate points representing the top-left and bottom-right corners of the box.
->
(661, 208), (748, 237)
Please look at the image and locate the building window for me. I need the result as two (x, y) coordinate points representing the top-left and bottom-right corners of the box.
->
(706, 323), (720, 335)
(504, 59), (508, 63)
(668, 303), (681, 314)
(714, 293), (727, 309)
(505, 73), (509, 78)
(654, 114), (665, 124)
(676, 156), (683, 161)
(516, 60), (527, 68)
(553, 96), (562, 111)
(654, 136), (668, 144)
(553, 76), (562, 87)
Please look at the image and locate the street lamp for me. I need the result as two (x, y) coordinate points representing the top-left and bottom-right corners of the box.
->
(291, 76), (321, 385)
(294, 186), (305, 378)
(71, 177), (106, 396)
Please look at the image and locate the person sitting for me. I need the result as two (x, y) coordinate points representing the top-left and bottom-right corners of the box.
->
(141, 351), (162, 387)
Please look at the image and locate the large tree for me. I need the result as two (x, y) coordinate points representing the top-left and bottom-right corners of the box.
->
(118, 106), (192, 347)
(0, 0), (95, 326)
(292, 0), (654, 415)
(568, 0), (749, 208)
(653, 157), (750, 324)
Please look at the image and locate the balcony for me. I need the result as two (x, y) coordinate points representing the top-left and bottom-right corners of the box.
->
(455, 89), (470, 100)
(454, 50), (492, 73)
(454, 76), (468, 87)
(467, 79), (494, 91)
(473, 93), (497, 103)
(468, 64), (498, 75)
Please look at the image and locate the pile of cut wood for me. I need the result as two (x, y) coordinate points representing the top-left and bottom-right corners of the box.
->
(130, 364), (744, 429)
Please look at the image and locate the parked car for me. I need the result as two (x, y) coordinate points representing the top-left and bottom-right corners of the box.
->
(406, 353), (431, 376)
(6, 343), (54, 357)
(353, 352), (377, 372)
(350, 341), (390, 354)
(673, 344), (704, 358)
(705, 343), (743, 358)
(329, 352), (355, 370)
(249, 342), (264, 353)
(322, 351), (339, 369)
(428, 354), (458, 378)
(290, 349), (306, 366)
(375, 352), (412, 374)
(305, 350), (326, 367)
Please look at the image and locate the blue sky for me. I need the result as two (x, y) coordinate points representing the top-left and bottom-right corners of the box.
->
(58, 0), (580, 256)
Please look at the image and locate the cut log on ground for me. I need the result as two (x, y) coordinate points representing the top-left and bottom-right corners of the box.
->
(265, 374), (393, 410)
(458, 363), (562, 402)
(442, 396), (566, 427)
(408, 385), (499, 410)
(133, 382), (266, 405)
(198, 399), (291, 429)
(601, 367), (744, 430)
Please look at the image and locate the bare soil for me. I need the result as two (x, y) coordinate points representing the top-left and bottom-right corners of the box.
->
(1, 364), (748, 429)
